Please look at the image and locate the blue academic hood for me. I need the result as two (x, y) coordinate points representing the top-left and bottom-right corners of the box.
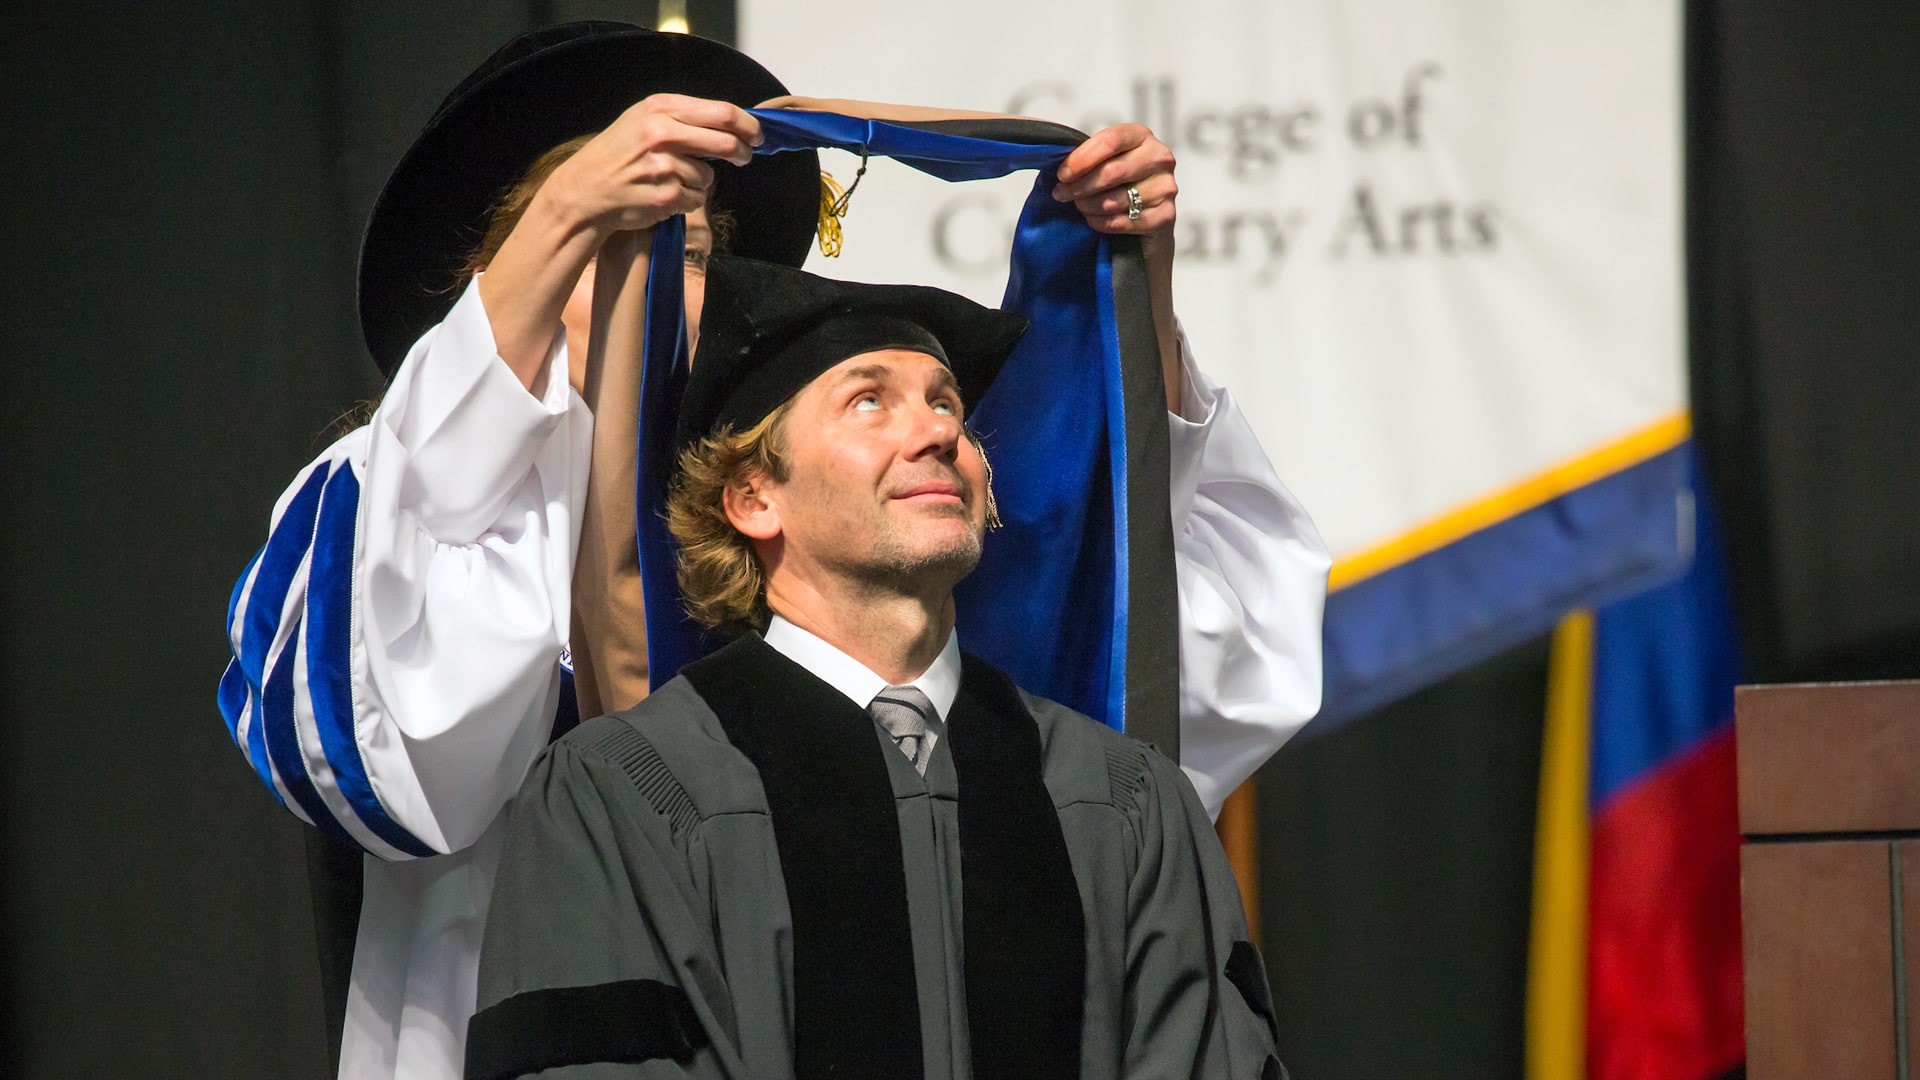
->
(633, 110), (1180, 757)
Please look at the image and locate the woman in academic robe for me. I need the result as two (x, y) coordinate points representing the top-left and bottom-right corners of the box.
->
(218, 20), (1327, 1080)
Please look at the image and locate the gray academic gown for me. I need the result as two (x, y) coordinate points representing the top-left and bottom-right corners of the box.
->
(467, 633), (1285, 1080)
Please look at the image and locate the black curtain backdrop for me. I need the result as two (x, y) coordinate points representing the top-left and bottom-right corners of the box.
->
(1, 2), (1914, 1077)
(0, 2), (702, 1076)
(1263, 638), (1550, 1079)
(1686, 0), (1920, 685)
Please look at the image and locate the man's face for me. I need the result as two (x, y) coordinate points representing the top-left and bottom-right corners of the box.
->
(747, 349), (990, 594)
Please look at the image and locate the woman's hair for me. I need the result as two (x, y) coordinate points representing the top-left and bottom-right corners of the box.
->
(456, 134), (737, 276)
(459, 134), (596, 281)
(665, 403), (794, 634)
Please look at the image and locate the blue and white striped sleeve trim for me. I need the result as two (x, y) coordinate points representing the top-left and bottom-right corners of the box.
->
(218, 457), (438, 860)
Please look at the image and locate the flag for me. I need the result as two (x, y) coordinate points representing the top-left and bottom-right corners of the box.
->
(1527, 447), (1746, 1079)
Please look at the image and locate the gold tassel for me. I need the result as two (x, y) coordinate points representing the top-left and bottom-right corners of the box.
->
(816, 149), (869, 258)
(817, 171), (848, 258)
(964, 428), (1003, 530)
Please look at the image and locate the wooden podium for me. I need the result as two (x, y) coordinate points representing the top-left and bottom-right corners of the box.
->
(1739, 680), (1920, 1079)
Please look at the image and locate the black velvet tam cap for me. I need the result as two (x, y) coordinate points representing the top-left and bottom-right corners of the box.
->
(357, 22), (820, 376)
(677, 255), (1030, 453)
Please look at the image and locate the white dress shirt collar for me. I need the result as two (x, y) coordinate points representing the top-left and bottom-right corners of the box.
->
(762, 614), (961, 721)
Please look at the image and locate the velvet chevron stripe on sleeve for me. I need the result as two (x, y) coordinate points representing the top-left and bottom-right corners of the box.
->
(217, 455), (435, 860)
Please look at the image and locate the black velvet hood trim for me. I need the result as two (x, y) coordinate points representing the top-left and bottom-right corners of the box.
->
(681, 634), (1086, 1078)
(681, 634), (923, 1080)
(951, 652), (1086, 1077)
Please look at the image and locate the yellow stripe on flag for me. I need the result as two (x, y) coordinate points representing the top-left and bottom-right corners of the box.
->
(1527, 610), (1595, 1080)
(1330, 413), (1691, 591)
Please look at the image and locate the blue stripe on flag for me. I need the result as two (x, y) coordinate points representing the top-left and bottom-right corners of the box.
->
(1316, 445), (1691, 729)
(1590, 449), (1741, 807)
(260, 622), (353, 843)
(306, 466), (437, 858)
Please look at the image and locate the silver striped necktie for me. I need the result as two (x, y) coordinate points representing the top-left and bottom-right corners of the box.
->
(869, 685), (935, 776)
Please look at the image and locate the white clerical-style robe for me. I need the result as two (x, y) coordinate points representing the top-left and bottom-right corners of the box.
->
(218, 276), (1328, 1079)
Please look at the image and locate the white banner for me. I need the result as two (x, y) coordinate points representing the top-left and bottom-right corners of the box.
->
(739, 0), (1687, 711)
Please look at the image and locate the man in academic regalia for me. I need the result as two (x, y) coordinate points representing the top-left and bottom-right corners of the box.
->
(218, 21), (1325, 1080)
(467, 255), (1288, 1080)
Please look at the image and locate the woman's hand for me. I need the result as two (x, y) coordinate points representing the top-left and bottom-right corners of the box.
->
(482, 94), (759, 391)
(542, 94), (762, 236)
(1056, 124), (1185, 410)
(1053, 123), (1178, 255)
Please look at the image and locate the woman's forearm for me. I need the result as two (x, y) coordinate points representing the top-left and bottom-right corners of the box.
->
(569, 228), (656, 718)
(1143, 232), (1184, 412)
(477, 188), (608, 393)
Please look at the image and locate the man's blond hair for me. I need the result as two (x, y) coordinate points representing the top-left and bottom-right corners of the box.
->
(665, 403), (794, 633)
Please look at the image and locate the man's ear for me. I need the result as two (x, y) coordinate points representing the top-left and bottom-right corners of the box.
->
(722, 470), (782, 541)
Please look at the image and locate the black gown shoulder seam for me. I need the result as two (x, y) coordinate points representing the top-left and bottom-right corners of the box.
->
(572, 715), (702, 839)
(1103, 741), (1153, 812)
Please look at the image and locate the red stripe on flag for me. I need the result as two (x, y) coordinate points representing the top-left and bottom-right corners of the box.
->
(1588, 724), (1745, 1080)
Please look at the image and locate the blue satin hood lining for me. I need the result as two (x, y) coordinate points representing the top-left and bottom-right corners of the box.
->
(634, 110), (1138, 732)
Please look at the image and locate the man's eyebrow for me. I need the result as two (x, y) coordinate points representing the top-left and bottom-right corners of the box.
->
(832, 363), (961, 395)
(834, 364), (893, 385)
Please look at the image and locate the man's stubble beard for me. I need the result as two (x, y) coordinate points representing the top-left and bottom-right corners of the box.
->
(860, 511), (983, 592)
(834, 482), (985, 597)
(795, 459), (989, 598)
